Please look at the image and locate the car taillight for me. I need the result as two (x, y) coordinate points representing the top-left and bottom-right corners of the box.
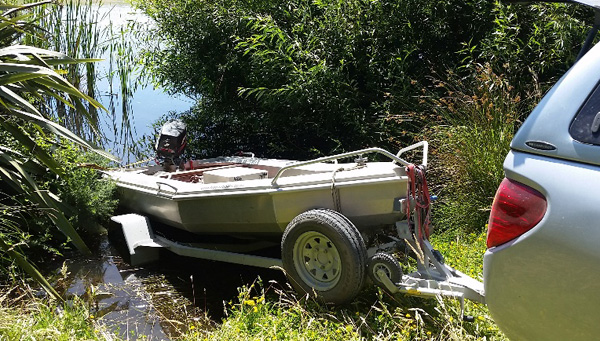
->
(486, 178), (547, 248)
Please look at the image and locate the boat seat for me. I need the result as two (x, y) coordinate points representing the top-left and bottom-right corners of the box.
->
(203, 166), (269, 184)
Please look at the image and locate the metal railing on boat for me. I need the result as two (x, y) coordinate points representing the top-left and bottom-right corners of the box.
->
(270, 141), (428, 186)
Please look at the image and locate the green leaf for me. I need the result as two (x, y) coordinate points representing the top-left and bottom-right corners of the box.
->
(9, 109), (119, 162)
(0, 85), (43, 116)
(0, 237), (62, 300)
(0, 72), (47, 86)
(34, 77), (105, 110)
(3, 0), (53, 17)
(1, 153), (91, 255)
(0, 119), (65, 177)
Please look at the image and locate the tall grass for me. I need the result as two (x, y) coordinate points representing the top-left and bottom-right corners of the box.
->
(0, 284), (112, 340)
(23, 0), (106, 144)
(105, 18), (141, 160)
(426, 64), (542, 233)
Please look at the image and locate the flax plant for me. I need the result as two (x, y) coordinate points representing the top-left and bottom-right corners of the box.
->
(0, 1), (115, 298)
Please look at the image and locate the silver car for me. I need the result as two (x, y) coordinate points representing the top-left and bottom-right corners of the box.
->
(484, 3), (600, 339)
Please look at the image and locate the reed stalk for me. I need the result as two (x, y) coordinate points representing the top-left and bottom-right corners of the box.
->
(23, 0), (141, 158)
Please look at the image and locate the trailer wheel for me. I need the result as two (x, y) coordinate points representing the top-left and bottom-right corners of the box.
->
(368, 252), (403, 291)
(281, 209), (367, 304)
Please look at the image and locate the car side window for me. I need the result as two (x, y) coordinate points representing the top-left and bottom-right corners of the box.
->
(570, 83), (600, 145)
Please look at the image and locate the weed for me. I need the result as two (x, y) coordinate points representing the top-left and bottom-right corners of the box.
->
(50, 140), (118, 237)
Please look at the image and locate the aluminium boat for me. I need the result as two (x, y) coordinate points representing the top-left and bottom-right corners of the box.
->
(106, 147), (415, 238)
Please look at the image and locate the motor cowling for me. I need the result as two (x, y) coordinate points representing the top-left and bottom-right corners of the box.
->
(155, 120), (187, 168)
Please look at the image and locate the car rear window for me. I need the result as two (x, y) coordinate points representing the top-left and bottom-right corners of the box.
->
(570, 82), (600, 145)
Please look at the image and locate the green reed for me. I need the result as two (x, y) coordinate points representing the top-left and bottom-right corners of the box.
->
(23, 0), (141, 158)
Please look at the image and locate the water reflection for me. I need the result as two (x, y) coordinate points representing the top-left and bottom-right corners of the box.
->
(94, 1), (193, 160)
(54, 235), (286, 339)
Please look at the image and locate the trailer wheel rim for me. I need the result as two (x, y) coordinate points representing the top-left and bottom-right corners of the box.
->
(372, 263), (393, 280)
(293, 231), (342, 290)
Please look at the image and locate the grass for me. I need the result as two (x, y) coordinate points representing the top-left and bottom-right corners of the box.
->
(152, 230), (503, 341)
(0, 285), (109, 340)
(178, 231), (505, 341)
(0, 231), (504, 340)
(424, 64), (541, 235)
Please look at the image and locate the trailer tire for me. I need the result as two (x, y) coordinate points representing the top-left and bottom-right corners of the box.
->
(281, 209), (367, 304)
(367, 252), (403, 292)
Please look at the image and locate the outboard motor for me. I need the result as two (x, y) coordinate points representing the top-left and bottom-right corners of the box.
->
(155, 120), (187, 171)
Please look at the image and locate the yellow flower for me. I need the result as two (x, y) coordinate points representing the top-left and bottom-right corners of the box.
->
(190, 325), (195, 330)
(89, 315), (95, 319)
(345, 325), (353, 332)
(405, 313), (411, 318)
(244, 300), (256, 306)
(253, 306), (258, 313)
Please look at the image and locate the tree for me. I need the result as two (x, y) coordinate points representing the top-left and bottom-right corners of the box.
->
(138, 0), (591, 159)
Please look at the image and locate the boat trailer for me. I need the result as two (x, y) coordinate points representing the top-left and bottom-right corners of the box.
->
(110, 209), (484, 312)
(109, 140), (484, 312)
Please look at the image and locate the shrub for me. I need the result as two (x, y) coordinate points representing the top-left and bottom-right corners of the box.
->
(137, 0), (591, 160)
(136, 0), (502, 158)
(50, 141), (118, 239)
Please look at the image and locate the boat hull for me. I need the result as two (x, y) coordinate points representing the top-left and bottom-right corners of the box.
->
(116, 181), (406, 237)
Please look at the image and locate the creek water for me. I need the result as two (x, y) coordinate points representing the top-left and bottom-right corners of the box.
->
(53, 234), (286, 339)
(93, 0), (194, 159)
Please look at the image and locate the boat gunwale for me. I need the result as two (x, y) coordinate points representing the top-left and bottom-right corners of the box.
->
(113, 169), (408, 200)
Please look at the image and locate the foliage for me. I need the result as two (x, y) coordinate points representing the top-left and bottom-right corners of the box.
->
(136, 0), (496, 158)
(469, 2), (591, 91)
(137, 0), (591, 160)
(0, 1), (116, 297)
(48, 140), (118, 238)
